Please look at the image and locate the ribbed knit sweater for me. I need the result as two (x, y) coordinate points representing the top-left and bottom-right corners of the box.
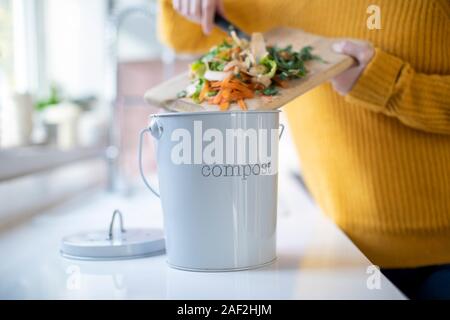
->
(159, 0), (450, 267)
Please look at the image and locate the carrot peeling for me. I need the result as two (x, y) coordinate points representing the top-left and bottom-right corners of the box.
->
(238, 99), (247, 110)
(219, 101), (230, 111)
(198, 81), (210, 102)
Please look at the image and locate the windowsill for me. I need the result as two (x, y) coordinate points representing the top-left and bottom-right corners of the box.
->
(0, 158), (107, 229)
(0, 146), (105, 182)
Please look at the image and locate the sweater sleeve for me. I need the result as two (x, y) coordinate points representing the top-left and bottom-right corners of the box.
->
(158, 0), (226, 54)
(346, 49), (450, 135)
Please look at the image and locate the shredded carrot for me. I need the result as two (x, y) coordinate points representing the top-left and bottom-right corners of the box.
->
(198, 81), (210, 102)
(231, 83), (251, 92)
(212, 90), (223, 104)
(238, 99), (247, 110)
(219, 101), (230, 111)
(223, 88), (232, 99)
(203, 75), (257, 109)
(222, 74), (233, 87)
(230, 78), (248, 85)
(227, 84), (253, 97)
(230, 91), (253, 100)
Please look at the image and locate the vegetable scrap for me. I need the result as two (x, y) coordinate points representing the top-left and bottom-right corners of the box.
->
(179, 30), (323, 111)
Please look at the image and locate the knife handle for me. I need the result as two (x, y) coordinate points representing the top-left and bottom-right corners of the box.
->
(213, 14), (249, 39)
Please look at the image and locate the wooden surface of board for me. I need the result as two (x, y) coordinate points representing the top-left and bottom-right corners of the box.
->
(144, 28), (354, 112)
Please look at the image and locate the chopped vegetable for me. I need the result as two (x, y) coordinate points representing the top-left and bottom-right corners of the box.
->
(177, 90), (187, 98)
(198, 81), (210, 102)
(191, 79), (204, 103)
(190, 60), (206, 78)
(207, 90), (218, 97)
(262, 86), (278, 96)
(204, 70), (232, 81)
(260, 55), (277, 78)
(219, 101), (230, 111)
(238, 99), (247, 110)
(179, 30), (324, 111)
(250, 32), (268, 62)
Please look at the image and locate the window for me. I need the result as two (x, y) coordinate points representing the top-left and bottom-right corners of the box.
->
(0, 0), (42, 148)
(0, 0), (13, 89)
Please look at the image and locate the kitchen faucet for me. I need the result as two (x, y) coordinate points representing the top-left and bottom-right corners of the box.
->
(104, 2), (158, 192)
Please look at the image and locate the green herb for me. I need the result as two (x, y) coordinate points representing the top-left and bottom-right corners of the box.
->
(209, 61), (226, 71)
(299, 46), (314, 60)
(299, 46), (327, 63)
(262, 86), (278, 96)
(177, 90), (187, 98)
(201, 40), (232, 62)
(279, 71), (289, 80)
(219, 39), (232, 49)
(206, 90), (218, 97)
(191, 79), (205, 103)
(190, 60), (206, 78)
(267, 45), (323, 82)
(202, 47), (219, 61)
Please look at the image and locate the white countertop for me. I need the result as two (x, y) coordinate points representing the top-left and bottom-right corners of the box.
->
(0, 172), (405, 300)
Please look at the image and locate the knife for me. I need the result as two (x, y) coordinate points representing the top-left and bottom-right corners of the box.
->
(213, 14), (249, 40)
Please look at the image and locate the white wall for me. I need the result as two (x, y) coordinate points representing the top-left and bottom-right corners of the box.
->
(44, 0), (107, 98)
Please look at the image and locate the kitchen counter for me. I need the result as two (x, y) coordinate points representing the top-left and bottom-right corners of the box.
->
(0, 172), (405, 299)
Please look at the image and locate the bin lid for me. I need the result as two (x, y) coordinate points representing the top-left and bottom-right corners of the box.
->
(60, 210), (165, 261)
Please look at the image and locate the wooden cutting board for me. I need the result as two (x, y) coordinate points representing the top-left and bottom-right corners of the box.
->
(144, 28), (354, 112)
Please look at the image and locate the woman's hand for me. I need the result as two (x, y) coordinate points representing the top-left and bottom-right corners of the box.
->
(331, 41), (375, 95)
(172, 0), (225, 35)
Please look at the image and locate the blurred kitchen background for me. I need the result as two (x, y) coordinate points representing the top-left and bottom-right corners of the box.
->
(0, 0), (299, 229)
(0, 0), (197, 227)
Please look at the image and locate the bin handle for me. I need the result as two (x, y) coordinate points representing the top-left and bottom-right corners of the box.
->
(138, 128), (160, 198)
(279, 123), (285, 139)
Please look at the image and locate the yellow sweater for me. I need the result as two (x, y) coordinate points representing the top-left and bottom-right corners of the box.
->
(158, 0), (450, 268)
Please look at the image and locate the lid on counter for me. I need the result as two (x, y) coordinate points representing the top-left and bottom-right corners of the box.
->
(60, 210), (165, 261)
